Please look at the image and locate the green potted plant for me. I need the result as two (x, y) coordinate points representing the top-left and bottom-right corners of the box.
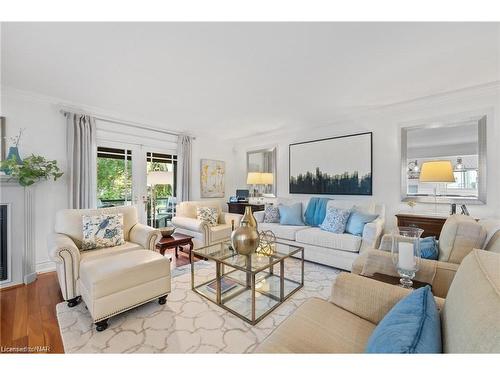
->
(0, 154), (64, 187)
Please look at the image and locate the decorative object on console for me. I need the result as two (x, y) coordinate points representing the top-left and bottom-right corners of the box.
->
(0, 127), (24, 175)
(196, 206), (219, 226)
(231, 220), (260, 255)
(200, 159), (225, 198)
(247, 172), (263, 197)
(278, 202), (305, 226)
(391, 227), (423, 289)
(460, 204), (470, 216)
(235, 189), (249, 202)
(256, 230), (276, 256)
(289, 132), (372, 195)
(263, 205), (280, 223)
(419, 160), (456, 212)
(82, 213), (125, 250)
(319, 207), (352, 234)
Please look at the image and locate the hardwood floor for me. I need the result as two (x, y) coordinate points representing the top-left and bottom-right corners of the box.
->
(0, 246), (196, 354)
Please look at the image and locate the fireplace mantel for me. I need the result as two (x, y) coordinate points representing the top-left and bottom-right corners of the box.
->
(0, 175), (36, 287)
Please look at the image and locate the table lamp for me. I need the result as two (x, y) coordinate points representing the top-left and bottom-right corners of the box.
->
(247, 172), (263, 197)
(419, 160), (455, 212)
(147, 171), (174, 226)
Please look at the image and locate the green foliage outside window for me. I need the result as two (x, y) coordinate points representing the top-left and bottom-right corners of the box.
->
(97, 157), (132, 200)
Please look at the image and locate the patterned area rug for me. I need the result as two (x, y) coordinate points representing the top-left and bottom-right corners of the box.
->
(56, 260), (341, 353)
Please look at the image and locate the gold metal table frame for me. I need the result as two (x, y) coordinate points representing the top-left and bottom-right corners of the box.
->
(191, 241), (304, 325)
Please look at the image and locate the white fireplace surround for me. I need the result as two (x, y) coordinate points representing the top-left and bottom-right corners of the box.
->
(0, 175), (37, 287)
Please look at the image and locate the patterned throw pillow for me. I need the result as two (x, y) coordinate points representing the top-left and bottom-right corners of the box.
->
(263, 205), (280, 223)
(82, 213), (124, 250)
(196, 207), (219, 226)
(319, 207), (351, 234)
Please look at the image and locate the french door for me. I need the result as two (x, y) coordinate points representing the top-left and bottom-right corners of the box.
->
(96, 140), (177, 226)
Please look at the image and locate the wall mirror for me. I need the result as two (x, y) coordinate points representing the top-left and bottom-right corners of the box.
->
(246, 147), (277, 197)
(401, 114), (487, 204)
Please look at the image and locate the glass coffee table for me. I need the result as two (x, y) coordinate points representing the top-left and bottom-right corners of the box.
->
(191, 241), (304, 325)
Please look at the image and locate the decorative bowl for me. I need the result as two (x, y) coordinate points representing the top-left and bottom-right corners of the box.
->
(160, 226), (176, 237)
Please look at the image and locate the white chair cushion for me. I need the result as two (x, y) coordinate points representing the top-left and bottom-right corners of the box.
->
(79, 249), (170, 299)
(258, 222), (309, 241)
(295, 227), (362, 252)
(80, 241), (143, 262)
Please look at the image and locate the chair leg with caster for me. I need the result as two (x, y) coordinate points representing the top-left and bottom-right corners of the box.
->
(95, 319), (109, 332)
(67, 297), (80, 308)
(158, 295), (168, 305)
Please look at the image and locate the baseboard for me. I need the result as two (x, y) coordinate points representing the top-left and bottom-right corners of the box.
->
(36, 260), (56, 274)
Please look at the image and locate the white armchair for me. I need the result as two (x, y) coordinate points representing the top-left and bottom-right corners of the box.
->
(172, 200), (242, 248)
(47, 205), (161, 306)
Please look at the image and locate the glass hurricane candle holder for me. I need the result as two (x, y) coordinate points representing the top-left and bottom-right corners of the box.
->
(391, 227), (423, 289)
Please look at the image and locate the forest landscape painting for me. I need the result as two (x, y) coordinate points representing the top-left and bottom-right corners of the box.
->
(289, 132), (372, 195)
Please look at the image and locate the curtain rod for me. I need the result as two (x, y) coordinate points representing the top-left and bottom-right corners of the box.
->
(59, 108), (195, 139)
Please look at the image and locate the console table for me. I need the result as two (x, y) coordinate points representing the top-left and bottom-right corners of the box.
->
(227, 202), (265, 215)
(396, 213), (448, 239)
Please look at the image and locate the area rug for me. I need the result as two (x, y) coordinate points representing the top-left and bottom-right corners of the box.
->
(56, 260), (341, 353)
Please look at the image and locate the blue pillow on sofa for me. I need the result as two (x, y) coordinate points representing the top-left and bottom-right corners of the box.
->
(365, 286), (441, 353)
(345, 209), (379, 236)
(420, 236), (439, 260)
(278, 203), (305, 226)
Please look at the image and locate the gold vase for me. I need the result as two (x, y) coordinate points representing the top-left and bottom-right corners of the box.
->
(241, 206), (257, 230)
(231, 221), (260, 255)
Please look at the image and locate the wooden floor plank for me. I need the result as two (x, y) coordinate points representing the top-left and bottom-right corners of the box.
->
(27, 281), (45, 348)
(0, 287), (17, 347)
(12, 287), (28, 341)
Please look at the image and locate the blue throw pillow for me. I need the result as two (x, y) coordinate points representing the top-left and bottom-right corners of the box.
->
(319, 207), (351, 233)
(420, 236), (439, 260)
(365, 286), (442, 353)
(278, 203), (305, 226)
(345, 209), (379, 236)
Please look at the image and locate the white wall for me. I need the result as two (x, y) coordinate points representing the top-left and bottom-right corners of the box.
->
(231, 83), (500, 229)
(0, 88), (238, 275)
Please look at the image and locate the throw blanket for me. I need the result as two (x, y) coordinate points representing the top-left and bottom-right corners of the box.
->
(304, 197), (331, 226)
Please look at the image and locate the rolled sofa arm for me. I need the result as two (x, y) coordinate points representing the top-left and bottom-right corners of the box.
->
(360, 217), (385, 251)
(330, 272), (411, 325)
(129, 223), (161, 250)
(171, 216), (210, 246)
(47, 233), (81, 300)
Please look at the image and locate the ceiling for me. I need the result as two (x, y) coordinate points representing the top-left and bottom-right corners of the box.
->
(1, 22), (499, 139)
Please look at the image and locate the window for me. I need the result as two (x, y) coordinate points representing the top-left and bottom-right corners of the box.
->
(97, 147), (133, 207)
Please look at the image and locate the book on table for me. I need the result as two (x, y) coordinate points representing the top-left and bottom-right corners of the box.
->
(206, 278), (238, 294)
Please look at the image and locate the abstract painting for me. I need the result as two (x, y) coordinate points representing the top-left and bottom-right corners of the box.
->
(200, 159), (225, 198)
(289, 132), (372, 195)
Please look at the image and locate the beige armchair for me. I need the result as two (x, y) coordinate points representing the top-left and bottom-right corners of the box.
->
(256, 249), (500, 353)
(352, 215), (500, 298)
(171, 200), (242, 249)
(47, 205), (161, 305)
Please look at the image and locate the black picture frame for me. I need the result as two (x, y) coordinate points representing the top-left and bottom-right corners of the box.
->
(289, 132), (373, 195)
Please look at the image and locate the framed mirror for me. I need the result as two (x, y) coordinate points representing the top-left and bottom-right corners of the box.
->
(246, 147), (277, 197)
(401, 114), (487, 204)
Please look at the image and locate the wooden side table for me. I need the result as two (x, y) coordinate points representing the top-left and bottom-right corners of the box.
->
(156, 233), (194, 259)
(396, 213), (448, 239)
(227, 202), (265, 215)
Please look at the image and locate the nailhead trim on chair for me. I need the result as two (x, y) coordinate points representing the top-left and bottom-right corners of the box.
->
(92, 293), (169, 323)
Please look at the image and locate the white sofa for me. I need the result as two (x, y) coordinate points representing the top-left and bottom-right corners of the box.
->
(171, 200), (243, 248)
(255, 198), (385, 270)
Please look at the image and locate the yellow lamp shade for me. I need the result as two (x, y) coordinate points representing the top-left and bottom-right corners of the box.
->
(147, 171), (173, 186)
(261, 172), (274, 184)
(247, 172), (263, 185)
(419, 161), (455, 183)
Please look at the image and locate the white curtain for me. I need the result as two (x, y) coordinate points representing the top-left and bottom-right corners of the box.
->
(66, 113), (97, 209)
(176, 135), (192, 202)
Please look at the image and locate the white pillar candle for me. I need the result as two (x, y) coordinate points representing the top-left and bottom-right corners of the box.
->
(398, 242), (415, 270)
